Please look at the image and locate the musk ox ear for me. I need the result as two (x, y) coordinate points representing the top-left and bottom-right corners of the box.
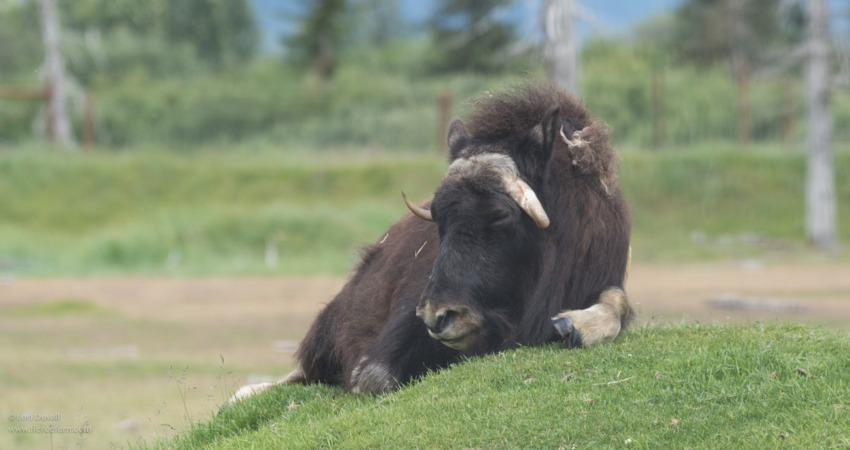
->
(530, 106), (561, 161)
(520, 106), (560, 185)
(447, 118), (469, 161)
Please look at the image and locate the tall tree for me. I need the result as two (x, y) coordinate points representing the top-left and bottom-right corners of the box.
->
(0, 2), (42, 79)
(40, 0), (74, 149)
(805, 0), (838, 251)
(164, 0), (259, 68)
(284, 0), (348, 81)
(429, 0), (517, 73)
(674, 0), (804, 73)
(61, 0), (259, 71)
(351, 0), (402, 46)
(544, 0), (578, 97)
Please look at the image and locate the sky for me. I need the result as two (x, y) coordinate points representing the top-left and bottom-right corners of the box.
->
(252, 0), (686, 53)
(407, 0), (685, 35)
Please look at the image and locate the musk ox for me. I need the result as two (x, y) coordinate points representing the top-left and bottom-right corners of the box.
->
(227, 81), (632, 403)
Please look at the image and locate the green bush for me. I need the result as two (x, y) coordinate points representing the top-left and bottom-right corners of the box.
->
(1, 147), (847, 276)
(580, 39), (821, 147)
(89, 46), (540, 150)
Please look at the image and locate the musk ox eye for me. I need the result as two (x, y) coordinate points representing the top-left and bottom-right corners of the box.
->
(487, 206), (514, 226)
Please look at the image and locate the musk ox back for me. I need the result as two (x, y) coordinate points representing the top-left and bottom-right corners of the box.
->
(226, 81), (633, 403)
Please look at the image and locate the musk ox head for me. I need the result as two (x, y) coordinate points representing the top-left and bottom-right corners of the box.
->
(404, 105), (563, 353)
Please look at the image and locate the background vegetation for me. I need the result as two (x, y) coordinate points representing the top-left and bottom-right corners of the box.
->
(1, 147), (849, 277)
(1, 0), (848, 150)
(1, 0), (848, 275)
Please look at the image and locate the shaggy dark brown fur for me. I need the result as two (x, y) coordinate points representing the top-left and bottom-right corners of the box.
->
(289, 81), (631, 394)
(465, 81), (620, 194)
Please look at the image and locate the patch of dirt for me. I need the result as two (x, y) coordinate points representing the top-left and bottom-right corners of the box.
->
(1, 263), (849, 330)
(0, 276), (342, 325)
(626, 263), (850, 329)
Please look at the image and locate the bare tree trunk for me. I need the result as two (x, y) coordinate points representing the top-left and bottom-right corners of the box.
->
(437, 93), (452, 154)
(805, 0), (838, 251)
(728, 0), (750, 75)
(40, 0), (75, 149)
(544, 0), (579, 98)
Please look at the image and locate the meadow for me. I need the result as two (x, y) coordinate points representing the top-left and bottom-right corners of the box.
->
(2, 144), (849, 278)
(2, 145), (850, 449)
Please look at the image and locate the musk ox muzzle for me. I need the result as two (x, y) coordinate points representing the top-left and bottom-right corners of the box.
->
(415, 300), (484, 351)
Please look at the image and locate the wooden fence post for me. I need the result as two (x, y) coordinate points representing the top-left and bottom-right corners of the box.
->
(0, 86), (95, 146)
(781, 78), (794, 148)
(83, 91), (96, 148)
(45, 79), (55, 141)
(652, 70), (666, 150)
(737, 62), (751, 147)
(437, 92), (452, 154)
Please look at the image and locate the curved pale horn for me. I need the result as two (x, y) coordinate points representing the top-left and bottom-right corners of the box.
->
(402, 192), (434, 222)
(504, 178), (550, 229)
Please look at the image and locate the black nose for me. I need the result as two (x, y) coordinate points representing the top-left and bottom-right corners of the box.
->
(431, 309), (457, 334)
(417, 304), (458, 335)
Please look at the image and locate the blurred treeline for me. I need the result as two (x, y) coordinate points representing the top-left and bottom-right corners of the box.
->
(0, 0), (848, 151)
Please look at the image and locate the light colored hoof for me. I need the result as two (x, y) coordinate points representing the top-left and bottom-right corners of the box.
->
(279, 366), (305, 385)
(227, 382), (274, 405)
(552, 315), (583, 347)
(219, 366), (306, 412)
(552, 288), (628, 347)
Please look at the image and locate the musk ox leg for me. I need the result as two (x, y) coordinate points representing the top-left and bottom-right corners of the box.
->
(551, 287), (631, 348)
(348, 308), (449, 395)
(220, 366), (306, 409)
(347, 321), (410, 395)
(350, 356), (396, 395)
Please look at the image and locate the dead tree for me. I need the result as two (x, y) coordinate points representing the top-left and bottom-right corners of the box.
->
(544, 0), (579, 97)
(805, 0), (838, 251)
(40, 0), (75, 149)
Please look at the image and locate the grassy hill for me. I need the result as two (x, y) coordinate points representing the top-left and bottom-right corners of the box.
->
(1, 145), (849, 277)
(158, 322), (850, 448)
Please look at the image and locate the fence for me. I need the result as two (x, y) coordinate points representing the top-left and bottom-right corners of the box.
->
(0, 84), (96, 147)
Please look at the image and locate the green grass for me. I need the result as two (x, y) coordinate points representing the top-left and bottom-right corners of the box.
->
(1, 145), (849, 276)
(1, 298), (118, 318)
(158, 322), (850, 449)
(0, 149), (446, 275)
(622, 144), (850, 263)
